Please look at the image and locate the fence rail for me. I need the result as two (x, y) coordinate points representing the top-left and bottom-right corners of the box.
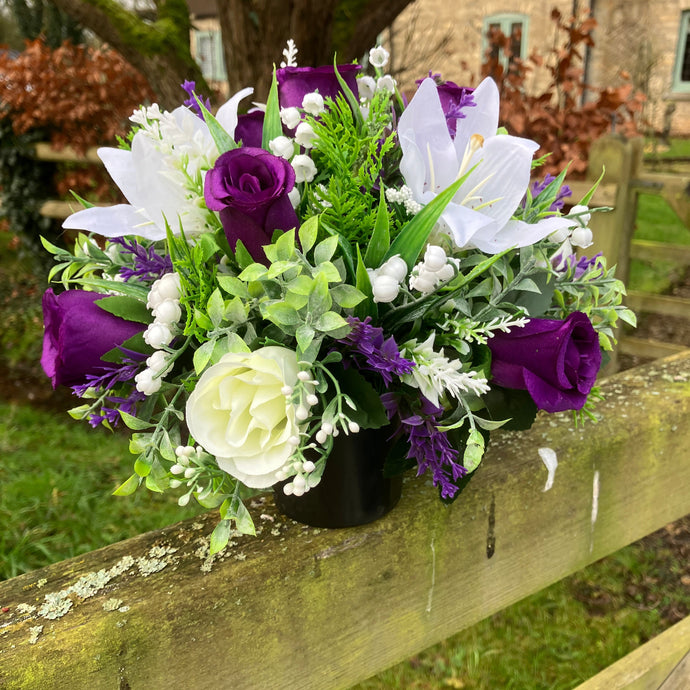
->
(1, 352), (689, 689)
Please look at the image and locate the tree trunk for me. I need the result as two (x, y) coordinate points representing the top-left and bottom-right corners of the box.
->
(49, 0), (208, 110)
(218, 0), (415, 101)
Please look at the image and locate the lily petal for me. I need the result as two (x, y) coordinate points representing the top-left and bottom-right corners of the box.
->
(62, 204), (164, 240)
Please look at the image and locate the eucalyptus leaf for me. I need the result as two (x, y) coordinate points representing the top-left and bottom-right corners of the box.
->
(112, 474), (140, 496)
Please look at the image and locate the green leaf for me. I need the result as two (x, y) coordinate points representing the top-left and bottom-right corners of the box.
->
(314, 311), (348, 333)
(234, 240), (254, 269)
(579, 167), (606, 206)
(239, 264), (268, 282)
(308, 272), (332, 315)
(314, 235), (339, 264)
(196, 95), (237, 153)
(333, 365), (389, 429)
(265, 301), (301, 326)
(217, 275), (250, 298)
(330, 284), (366, 308)
(333, 58), (365, 129)
(193, 338), (216, 374)
(363, 188), (390, 268)
(266, 260), (297, 279)
(463, 429), (485, 472)
(95, 295), (152, 325)
(354, 245), (376, 320)
(209, 519), (232, 555)
(262, 67), (283, 150)
(73, 277), (150, 300)
(134, 455), (152, 477)
(383, 173), (468, 269)
(207, 288), (225, 327)
(296, 323), (316, 352)
(299, 215), (319, 254)
(119, 411), (154, 430)
(275, 229), (296, 261)
(314, 261), (342, 283)
(112, 474), (140, 496)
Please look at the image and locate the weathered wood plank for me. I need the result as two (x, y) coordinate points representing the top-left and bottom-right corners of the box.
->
(39, 200), (110, 220)
(561, 180), (619, 207)
(660, 649), (690, 690)
(630, 239), (690, 266)
(1, 353), (690, 690)
(626, 290), (690, 320)
(33, 142), (102, 164)
(619, 336), (688, 359)
(574, 616), (690, 690)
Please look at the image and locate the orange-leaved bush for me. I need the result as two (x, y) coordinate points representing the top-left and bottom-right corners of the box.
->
(482, 9), (645, 177)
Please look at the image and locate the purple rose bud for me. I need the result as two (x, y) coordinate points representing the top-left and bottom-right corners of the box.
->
(276, 64), (361, 111)
(488, 311), (602, 413)
(41, 289), (145, 389)
(204, 147), (299, 263)
(235, 110), (265, 148)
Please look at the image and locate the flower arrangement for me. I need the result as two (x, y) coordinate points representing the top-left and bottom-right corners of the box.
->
(41, 42), (634, 550)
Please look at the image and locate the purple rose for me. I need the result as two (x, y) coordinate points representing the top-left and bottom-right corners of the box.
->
(276, 64), (361, 110)
(41, 289), (145, 389)
(235, 110), (265, 148)
(204, 147), (299, 263)
(488, 311), (602, 413)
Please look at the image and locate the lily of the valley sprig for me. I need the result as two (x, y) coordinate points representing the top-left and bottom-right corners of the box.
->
(41, 43), (635, 552)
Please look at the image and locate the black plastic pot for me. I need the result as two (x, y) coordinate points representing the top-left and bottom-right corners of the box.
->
(273, 426), (402, 528)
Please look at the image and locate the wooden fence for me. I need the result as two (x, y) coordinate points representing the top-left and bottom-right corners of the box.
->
(1, 351), (689, 689)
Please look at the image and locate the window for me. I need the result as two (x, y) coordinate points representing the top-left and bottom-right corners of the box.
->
(482, 13), (528, 77)
(193, 30), (227, 82)
(672, 10), (690, 92)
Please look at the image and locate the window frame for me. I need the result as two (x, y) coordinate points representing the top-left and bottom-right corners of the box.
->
(193, 29), (227, 82)
(672, 10), (690, 93)
(481, 13), (529, 72)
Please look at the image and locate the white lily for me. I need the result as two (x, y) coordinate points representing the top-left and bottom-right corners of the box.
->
(63, 87), (254, 241)
(398, 78), (573, 254)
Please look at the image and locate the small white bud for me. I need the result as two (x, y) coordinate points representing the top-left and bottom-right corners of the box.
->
(281, 385), (294, 396)
(184, 467), (195, 479)
(376, 75), (396, 93)
(348, 421), (360, 434)
(315, 429), (328, 445)
(306, 393), (319, 407)
(134, 368), (162, 396)
(292, 154), (317, 183)
(280, 106), (302, 130)
(423, 245), (447, 272)
(436, 263), (456, 282)
(379, 255), (408, 282)
(288, 186), (301, 208)
(302, 92), (325, 115)
(146, 350), (169, 374)
(152, 298), (181, 325)
(372, 274), (401, 303)
(570, 227), (593, 248)
(295, 122), (317, 149)
(177, 494), (190, 507)
(283, 483), (294, 496)
(409, 273), (436, 295)
(357, 75), (376, 101)
(269, 135), (295, 160)
(321, 422), (333, 435)
(549, 227), (571, 244)
(293, 475), (306, 490)
(291, 484), (305, 497)
(170, 463), (185, 475)
(156, 272), (181, 300)
(569, 204), (591, 226)
(296, 406), (309, 421)
(297, 370), (311, 381)
(288, 435), (301, 446)
(302, 460), (316, 473)
(369, 46), (390, 69)
(169, 479), (182, 488)
(144, 322), (173, 349)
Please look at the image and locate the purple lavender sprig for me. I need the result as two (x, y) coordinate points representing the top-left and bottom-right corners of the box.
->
(181, 80), (212, 119)
(338, 317), (415, 385)
(383, 393), (466, 500)
(529, 174), (573, 212)
(110, 237), (173, 282)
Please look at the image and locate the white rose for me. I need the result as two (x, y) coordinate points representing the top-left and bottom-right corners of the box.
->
(185, 346), (300, 488)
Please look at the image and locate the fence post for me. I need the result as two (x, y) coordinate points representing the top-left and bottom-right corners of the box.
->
(586, 134), (643, 286)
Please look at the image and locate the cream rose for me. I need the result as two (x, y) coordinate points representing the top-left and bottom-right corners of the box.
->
(185, 346), (300, 488)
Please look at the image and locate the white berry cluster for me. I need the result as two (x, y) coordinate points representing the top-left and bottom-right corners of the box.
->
(270, 91), (325, 186)
(357, 46), (396, 105)
(366, 254), (408, 303)
(170, 445), (215, 506)
(550, 204), (593, 249)
(385, 185), (422, 216)
(409, 245), (458, 296)
(136, 272), (182, 395)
